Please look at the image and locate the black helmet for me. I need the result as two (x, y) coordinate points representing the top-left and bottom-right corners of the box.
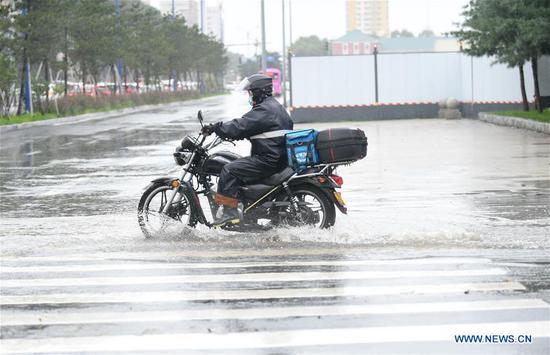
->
(236, 74), (273, 106)
(236, 74), (272, 92)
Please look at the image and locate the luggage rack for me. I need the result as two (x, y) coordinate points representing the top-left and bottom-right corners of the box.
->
(289, 161), (355, 181)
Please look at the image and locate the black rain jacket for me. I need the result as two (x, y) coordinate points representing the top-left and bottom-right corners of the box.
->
(213, 96), (294, 166)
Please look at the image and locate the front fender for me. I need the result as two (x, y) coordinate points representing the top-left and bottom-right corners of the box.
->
(178, 180), (209, 225)
(151, 177), (179, 185)
(144, 177), (209, 225)
(143, 177), (179, 191)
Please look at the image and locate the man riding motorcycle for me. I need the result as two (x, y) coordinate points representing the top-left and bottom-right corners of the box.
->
(201, 74), (294, 227)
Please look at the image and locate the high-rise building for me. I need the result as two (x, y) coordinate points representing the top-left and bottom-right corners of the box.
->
(141, 0), (223, 41)
(143, 0), (200, 27)
(346, 0), (389, 38)
(203, 3), (223, 41)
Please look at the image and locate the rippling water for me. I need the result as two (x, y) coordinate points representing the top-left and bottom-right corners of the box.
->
(1, 94), (549, 257)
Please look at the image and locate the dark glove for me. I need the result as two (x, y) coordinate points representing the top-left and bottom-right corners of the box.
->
(201, 123), (215, 136)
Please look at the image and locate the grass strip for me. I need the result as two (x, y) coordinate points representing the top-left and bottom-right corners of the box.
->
(495, 110), (550, 123)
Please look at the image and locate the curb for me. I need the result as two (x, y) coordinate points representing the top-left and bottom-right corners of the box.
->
(478, 112), (550, 134)
(0, 95), (224, 134)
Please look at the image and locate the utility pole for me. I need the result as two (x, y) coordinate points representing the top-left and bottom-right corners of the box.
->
(115, 0), (123, 94)
(288, 48), (293, 108)
(22, 0), (32, 114)
(260, 0), (267, 73)
(282, 0), (287, 107)
(373, 45), (379, 103)
(289, 0), (293, 47)
(172, 0), (177, 92)
(200, 0), (205, 33)
(199, 0), (205, 93)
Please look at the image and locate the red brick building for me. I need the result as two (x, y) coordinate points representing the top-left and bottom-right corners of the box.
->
(331, 30), (377, 55)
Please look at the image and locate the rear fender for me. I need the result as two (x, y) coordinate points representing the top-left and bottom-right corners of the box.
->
(289, 177), (347, 214)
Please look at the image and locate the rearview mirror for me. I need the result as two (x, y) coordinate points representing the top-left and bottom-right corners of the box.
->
(197, 110), (203, 124)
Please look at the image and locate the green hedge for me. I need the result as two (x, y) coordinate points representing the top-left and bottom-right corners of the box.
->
(1, 91), (217, 125)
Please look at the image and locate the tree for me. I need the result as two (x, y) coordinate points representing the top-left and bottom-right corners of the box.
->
(291, 35), (329, 56)
(224, 51), (242, 82)
(15, 0), (69, 112)
(265, 51), (281, 70)
(453, 0), (550, 112)
(419, 29), (435, 38)
(516, 0), (550, 112)
(70, 0), (117, 95)
(453, 0), (524, 110)
(239, 57), (260, 78)
(0, 4), (19, 116)
(391, 29), (414, 38)
(1, 0), (228, 118)
(119, 0), (160, 91)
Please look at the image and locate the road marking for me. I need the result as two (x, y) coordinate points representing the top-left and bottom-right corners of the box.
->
(1, 321), (548, 353)
(1, 298), (547, 326)
(0, 281), (525, 305)
(0, 257), (493, 273)
(0, 251), (493, 262)
(0, 268), (507, 288)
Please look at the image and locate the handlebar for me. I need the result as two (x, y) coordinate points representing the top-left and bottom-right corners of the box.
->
(203, 134), (235, 151)
(195, 110), (235, 150)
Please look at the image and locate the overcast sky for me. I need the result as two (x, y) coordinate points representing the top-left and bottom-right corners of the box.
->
(220, 0), (469, 57)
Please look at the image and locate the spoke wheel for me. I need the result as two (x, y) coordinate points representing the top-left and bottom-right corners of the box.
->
(277, 185), (336, 229)
(138, 184), (196, 238)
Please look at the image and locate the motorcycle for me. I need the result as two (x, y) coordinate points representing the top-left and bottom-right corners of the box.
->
(137, 110), (351, 237)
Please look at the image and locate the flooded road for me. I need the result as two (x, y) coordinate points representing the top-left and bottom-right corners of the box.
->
(1, 93), (549, 353)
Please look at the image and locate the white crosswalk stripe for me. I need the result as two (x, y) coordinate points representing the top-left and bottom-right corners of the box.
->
(0, 268), (508, 288)
(1, 252), (549, 354)
(2, 299), (548, 326)
(0, 257), (496, 273)
(2, 321), (549, 353)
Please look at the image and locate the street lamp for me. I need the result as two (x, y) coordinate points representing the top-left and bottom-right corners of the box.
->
(260, 0), (267, 73)
(172, 0), (177, 92)
(200, 0), (205, 33)
(289, 0), (293, 47)
(282, 0), (287, 107)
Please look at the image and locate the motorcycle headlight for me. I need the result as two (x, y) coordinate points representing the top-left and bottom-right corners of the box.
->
(173, 152), (191, 166)
(174, 147), (191, 166)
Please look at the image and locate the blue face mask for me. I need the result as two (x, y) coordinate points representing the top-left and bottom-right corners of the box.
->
(248, 96), (254, 106)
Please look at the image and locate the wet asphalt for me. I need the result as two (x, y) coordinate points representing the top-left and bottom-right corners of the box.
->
(0, 93), (549, 354)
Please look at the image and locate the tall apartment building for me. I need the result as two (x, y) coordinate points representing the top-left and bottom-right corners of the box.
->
(346, 0), (389, 38)
(203, 3), (223, 41)
(142, 0), (200, 27)
(141, 0), (222, 41)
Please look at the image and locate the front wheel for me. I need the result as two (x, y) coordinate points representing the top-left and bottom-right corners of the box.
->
(137, 183), (197, 238)
(276, 184), (336, 229)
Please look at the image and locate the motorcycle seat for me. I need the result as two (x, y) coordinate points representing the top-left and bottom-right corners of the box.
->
(240, 167), (295, 201)
(258, 167), (295, 186)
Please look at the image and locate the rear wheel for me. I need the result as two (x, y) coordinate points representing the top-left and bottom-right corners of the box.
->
(137, 183), (197, 238)
(277, 184), (336, 229)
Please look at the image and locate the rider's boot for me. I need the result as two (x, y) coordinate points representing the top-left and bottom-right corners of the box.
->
(213, 206), (241, 227)
(213, 194), (241, 227)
